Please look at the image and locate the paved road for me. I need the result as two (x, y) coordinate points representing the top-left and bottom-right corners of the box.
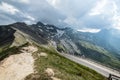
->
(61, 53), (120, 77)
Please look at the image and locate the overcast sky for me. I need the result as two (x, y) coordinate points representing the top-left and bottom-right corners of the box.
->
(0, 0), (120, 32)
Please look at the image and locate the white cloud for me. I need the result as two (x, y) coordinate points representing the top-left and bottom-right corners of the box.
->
(19, 12), (35, 22)
(11, 0), (30, 4)
(26, 15), (35, 21)
(110, 1), (120, 30)
(88, 0), (117, 16)
(89, 0), (107, 16)
(24, 20), (35, 24)
(63, 16), (86, 29)
(0, 1), (35, 25)
(46, 0), (56, 5)
(112, 15), (120, 30)
(77, 28), (101, 33)
(0, 0), (120, 31)
(0, 2), (19, 15)
(46, 0), (60, 8)
(46, 0), (96, 17)
(88, 0), (120, 30)
(64, 16), (78, 25)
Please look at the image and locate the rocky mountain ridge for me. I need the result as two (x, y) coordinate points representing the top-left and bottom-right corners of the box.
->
(0, 21), (120, 70)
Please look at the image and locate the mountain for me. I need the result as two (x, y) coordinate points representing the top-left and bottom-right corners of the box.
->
(0, 22), (108, 80)
(0, 22), (120, 70)
(77, 29), (120, 55)
(76, 29), (120, 64)
(0, 25), (16, 46)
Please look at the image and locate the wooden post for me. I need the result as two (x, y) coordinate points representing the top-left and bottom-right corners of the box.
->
(108, 74), (112, 80)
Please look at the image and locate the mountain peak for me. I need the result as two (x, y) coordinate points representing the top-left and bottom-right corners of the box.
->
(14, 22), (27, 26)
(36, 21), (44, 26)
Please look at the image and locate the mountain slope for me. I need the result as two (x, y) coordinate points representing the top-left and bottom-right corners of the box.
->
(0, 26), (107, 80)
(0, 42), (107, 80)
(0, 22), (120, 70)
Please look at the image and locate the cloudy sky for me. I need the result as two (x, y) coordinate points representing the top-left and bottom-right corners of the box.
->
(0, 0), (120, 32)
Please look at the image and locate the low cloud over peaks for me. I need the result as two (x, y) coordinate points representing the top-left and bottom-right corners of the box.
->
(0, 0), (120, 32)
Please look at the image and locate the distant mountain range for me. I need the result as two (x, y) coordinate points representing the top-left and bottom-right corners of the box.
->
(0, 21), (120, 70)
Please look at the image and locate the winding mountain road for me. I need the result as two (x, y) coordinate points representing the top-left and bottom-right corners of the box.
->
(61, 53), (120, 78)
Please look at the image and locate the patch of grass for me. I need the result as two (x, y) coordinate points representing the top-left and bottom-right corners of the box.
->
(0, 43), (107, 80)
(30, 45), (107, 80)
(78, 41), (120, 70)
(79, 41), (108, 55)
(0, 43), (12, 53)
(0, 47), (18, 61)
(0, 43), (29, 61)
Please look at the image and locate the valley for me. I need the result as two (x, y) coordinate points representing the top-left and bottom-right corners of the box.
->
(61, 53), (120, 77)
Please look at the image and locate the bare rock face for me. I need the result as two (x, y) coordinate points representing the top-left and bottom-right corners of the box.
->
(38, 52), (48, 58)
(51, 77), (61, 80)
(0, 46), (38, 80)
(44, 68), (61, 80)
(45, 68), (55, 77)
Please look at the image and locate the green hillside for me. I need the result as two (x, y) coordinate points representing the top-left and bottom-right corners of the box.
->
(25, 43), (107, 80)
(0, 43), (107, 80)
(77, 41), (120, 70)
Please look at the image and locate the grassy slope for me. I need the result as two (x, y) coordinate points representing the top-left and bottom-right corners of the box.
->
(0, 42), (14, 53)
(79, 41), (120, 70)
(26, 44), (107, 80)
(0, 43), (107, 80)
(0, 43), (28, 61)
